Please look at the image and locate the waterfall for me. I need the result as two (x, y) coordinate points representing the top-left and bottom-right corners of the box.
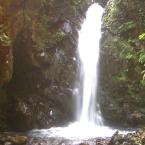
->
(30, 3), (118, 139)
(76, 3), (103, 126)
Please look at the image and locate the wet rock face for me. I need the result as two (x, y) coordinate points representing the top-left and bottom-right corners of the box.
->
(95, 0), (109, 7)
(0, 0), (108, 132)
(6, 0), (89, 131)
(100, 0), (145, 127)
(0, 1), (13, 131)
(0, 43), (13, 131)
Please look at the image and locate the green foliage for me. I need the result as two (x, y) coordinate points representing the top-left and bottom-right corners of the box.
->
(125, 52), (133, 60)
(103, 0), (144, 89)
(103, 1), (120, 28)
(118, 21), (136, 32)
(111, 36), (145, 85)
(55, 30), (66, 42)
(140, 80), (145, 86)
(71, 0), (81, 6)
(143, 75), (145, 81)
(112, 37), (135, 60)
(141, 68), (145, 81)
(110, 6), (119, 16)
(139, 33), (145, 40)
(138, 52), (145, 64)
(112, 37), (145, 66)
(113, 71), (127, 82)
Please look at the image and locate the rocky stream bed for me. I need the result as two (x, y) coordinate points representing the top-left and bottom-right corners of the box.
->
(0, 129), (145, 145)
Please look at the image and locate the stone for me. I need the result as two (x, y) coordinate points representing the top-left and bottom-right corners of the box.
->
(4, 142), (12, 145)
(13, 136), (27, 144)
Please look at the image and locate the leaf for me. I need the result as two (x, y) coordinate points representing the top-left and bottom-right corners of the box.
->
(139, 33), (145, 40)
(125, 53), (133, 60)
(138, 53), (145, 64)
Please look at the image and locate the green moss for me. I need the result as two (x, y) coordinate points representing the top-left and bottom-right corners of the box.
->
(71, 0), (82, 6)
(118, 21), (136, 32)
(0, 33), (11, 46)
(0, 24), (12, 47)
(55, 30), (66, 42)
(113, 71), (127, 82)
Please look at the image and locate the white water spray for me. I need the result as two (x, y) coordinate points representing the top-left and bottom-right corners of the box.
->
(77, 3), (103, 126)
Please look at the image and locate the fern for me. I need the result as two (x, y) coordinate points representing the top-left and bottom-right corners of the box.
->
(139, 33), (145, 40)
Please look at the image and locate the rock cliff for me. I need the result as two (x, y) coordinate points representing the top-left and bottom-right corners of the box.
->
(0, 0), (145, 131)
(100, 0), (145, 127)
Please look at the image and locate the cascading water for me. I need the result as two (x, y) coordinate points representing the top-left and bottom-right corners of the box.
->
(77, 3), (103, 126)
(30, 3), (128, 139)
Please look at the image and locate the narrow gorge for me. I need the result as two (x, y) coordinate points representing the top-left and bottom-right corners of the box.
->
(0, 0), (145, 144)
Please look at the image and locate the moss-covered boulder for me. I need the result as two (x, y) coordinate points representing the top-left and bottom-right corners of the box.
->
(100, 0), (145, 127)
